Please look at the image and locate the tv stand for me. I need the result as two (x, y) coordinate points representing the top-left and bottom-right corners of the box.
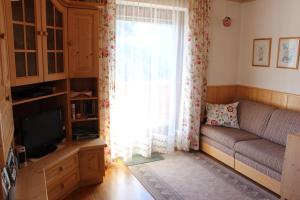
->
(31, 145), (58, 158)
(15, 139), (106, 200)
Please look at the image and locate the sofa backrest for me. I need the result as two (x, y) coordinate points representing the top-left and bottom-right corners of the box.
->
(263, 109), (300, 146)
(238, 100), (275, 136)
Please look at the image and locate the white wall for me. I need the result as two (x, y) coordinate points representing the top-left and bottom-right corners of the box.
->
(207, 0), (241, 85)
(238, 0), (300, 94)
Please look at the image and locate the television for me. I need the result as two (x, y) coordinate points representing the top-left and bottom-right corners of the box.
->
(21, 109), (65, 158)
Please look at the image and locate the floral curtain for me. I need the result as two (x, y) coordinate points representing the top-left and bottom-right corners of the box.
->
(176, 0), (211, 151)
(99, 0), (116, 166)
(99, 0), (212, 164)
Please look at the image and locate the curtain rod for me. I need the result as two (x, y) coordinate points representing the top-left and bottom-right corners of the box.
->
(116, 0), (188, 12)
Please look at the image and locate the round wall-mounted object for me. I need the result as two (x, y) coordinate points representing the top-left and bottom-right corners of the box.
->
(223, 16), (232, 27)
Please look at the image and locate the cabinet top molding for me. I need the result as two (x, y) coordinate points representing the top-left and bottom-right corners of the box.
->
(59, 0), (106, 9)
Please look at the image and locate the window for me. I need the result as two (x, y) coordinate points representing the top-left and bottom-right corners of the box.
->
(112, 1), (188, 160)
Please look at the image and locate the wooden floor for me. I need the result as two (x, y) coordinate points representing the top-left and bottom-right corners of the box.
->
(65, 163), (154, 200)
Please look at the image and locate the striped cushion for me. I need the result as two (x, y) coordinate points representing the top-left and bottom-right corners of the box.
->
(238, 100), (275, 136)
(201, 125), (260, 149)
(263, 109), (300, 146)
(201, 135), (235, 157)
(235, 139), (285, 173)
(235, 153), (281, 181)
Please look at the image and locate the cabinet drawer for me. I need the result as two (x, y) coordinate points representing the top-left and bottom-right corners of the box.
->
(45, 154), (78, 185)
(47, 169), (80, 200)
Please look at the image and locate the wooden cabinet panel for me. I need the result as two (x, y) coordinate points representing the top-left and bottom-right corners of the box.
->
(0, 0), (14, 169)
(79, 148), (104, 185)
(42, 0), (68, 81)
(45, 153), (78, 186)
(47, 168), (80, 200)
(68, 8), (99, 78)
(281, 134), (300, 200)
(0, 0), (6, 101)
(0, 101), (14, 168)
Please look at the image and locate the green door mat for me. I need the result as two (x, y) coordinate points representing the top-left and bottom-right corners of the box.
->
(124, 152), (164, 166)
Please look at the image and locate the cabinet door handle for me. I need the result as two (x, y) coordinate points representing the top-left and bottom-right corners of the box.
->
(36, 31), (42, 35)
(0, 33), (5, 39)
(43, 31), (48, 36)
(6, 96), (10, 101)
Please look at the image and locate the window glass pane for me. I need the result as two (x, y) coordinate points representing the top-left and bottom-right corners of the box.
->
(46, 0), (54, 26)
(116, 20), (175, 82)
(47, 28), (55, 50)
(27, 53), (37, 76)
(24, 0), (35, 23)
(26, 26), (36, 50)
(55, 9), (63, 27)
(48, 53), (56, 73)
(13, 24), (25, 49)
(11, 0), (23, 22)
(15, 52), (26, 77)
(56, 30), (63, 50)
(56, 53), (64, 72)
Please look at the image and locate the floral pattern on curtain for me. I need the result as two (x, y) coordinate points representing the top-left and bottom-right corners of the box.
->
(176, 0), (211, 151)
(99, 0), (116, 166)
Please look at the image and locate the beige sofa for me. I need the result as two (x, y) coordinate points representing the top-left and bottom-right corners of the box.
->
(200, 100), (300, 195)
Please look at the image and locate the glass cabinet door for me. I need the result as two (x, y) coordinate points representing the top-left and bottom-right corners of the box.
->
(9, 0), (43, 86)
(42, 0), (67, 81)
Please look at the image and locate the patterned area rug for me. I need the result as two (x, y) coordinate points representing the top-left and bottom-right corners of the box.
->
(129, 152), (279, 200)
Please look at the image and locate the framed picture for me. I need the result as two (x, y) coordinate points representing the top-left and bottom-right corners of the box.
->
(277, 37), (300, 69)
(252, 38), (272, 67)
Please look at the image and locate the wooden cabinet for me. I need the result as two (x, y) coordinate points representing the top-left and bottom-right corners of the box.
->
(45, 154), (78, 186)
(6, 0), (68, 86)
(46, 154), (79, 200)
(47, 169), (80, 200)
(68, 8), (99, 78)
(0, 0), (14, 169)
(281, 134), (300, 200)
(15, 139), (107, 200)
(79, 148), (104, 185)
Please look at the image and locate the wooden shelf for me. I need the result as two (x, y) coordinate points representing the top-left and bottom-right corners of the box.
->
(12, 91), (68, 106)
(71, 118), (98, 123)
(70, 96), (98, 101)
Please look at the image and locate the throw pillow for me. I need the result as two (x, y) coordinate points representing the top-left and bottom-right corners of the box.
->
(206, 102), (240, 128)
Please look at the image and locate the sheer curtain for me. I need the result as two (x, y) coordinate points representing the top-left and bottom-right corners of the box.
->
(111, 0), (188, 161)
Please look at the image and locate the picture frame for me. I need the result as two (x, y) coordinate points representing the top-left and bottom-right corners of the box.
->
(252, 38), (272, 67)
(277, 37), (300, 69)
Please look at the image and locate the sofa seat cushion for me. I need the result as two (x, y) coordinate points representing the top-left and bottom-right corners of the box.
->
(201, 125), (260, 149)
(235, 139), (285, 173)
(238, 100), (275, 136)
(201, 135), (235, 157)
(263, 109), (300, 146)
(235, 153), (281, 181)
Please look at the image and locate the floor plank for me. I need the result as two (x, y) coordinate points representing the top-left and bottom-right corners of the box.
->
(65, 163), (154, 200)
